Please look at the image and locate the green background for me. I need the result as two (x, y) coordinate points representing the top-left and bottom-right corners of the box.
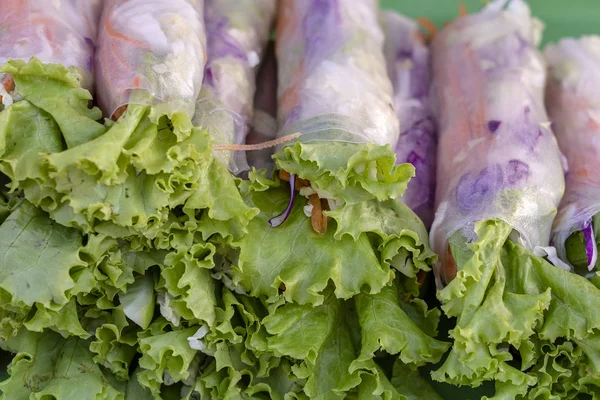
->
(381, 0), (600, 45)
(380, 1), (599, 398)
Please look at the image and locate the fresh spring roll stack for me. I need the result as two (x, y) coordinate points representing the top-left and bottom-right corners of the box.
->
(546, 37), (600, 276)
(429, 1), (600, 397)
(381, 11), (437, 229)
(267, 0), (414, 235)
(227, 2), (449, 398)
(0, 0), (216, 239)
(0, 2), (285, 399)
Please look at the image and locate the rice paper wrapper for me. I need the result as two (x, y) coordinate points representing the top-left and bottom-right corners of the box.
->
(193, 0), (276, 174)
(429, 0), (565, 280)
(276, 0), (398, 147)
(0, 0), (102, 89)
(95, 0), (207, 119)
(382, 11), (437, 228)
(546, 36), (600, 267)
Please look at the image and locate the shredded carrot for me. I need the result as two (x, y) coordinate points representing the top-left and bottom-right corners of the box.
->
(416, 17), (438, 41)
(104, 18), (149, 48)
(278, 170), (309, 188)
(212, 132), (301, 151)
(309, 194), (329, 235)
(443, 245), (458, 285)
(132, 75), (142, 88)
(112, 105), (128, 121)
(458, 2), (468, 16)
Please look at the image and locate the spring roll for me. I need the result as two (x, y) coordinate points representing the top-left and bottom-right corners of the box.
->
(381, 11), (437, 229)
(0, 0), (101, 94)
(269, 0), (414, 234)
(546, 37), (600, 275)
(230, 5), (444, 381)
(193, 0), (277, 173)
(245, 41), (278, 174)
(95, 0), (207, 119)
(0, 0), (105, 189)
(429, 1), (600, 395)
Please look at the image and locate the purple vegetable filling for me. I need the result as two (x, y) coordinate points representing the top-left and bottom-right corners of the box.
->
(487, 120), (501, 134)
(406, 151), (425, 169)
(205, 9), (247, 62)
(582, 219), (598, 271)
(396, 48), (413, 60)
(303, 0), (341, 64)
(269, 174), (297, 228)
(506, 159), (529, 184)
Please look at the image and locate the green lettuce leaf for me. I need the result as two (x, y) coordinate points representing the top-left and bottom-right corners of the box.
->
(389, 360), (443, 400)
(0, 58), (257, 242)
(233, 175), (395, 305)
(564, 213), (600, 273)
(137, 325), (200, 398)
(0, 200), (97, 339)
(0, 329), (123, 400)
(352, 281), (449, 367)
(157, 241), (218, 327)
(432, 219), (600, 398)
(274, 140), (415, 204)
(119, 272), (156, 330)
(263, 282), (447, 399)
(86, 306), (139, 381)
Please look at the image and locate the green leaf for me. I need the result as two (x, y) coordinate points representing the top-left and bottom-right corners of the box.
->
(0, 201), (94, 313)
(0, 58), (105, 148)
(353, 280), (450, 367)
(0, 329), (123, 400)
(159, 242), (218, 326)
(433, 219), (600, 396)
(137, 327), (199, 397)
(390, 360), (443, 400)
(119, 272), (156, 329)
(274, 140), (415, 204)
(234, 181), (394, 305)
(87, 306), (138, 381)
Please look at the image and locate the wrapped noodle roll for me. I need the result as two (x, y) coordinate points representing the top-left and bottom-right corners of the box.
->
(193, 0), (277, 173)
(276, 0), (398, 146)
(429, 0), (564, 285)
(0, 0), (102, 96)
(427, 2), (600, 396)
(546, 37), (600, 274)
(270, 0), (413, 234)
(95, 0), (207, 119)
(381, 11), (437, 229)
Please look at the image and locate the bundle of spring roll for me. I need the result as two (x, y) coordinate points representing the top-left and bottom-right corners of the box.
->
(546, 37), (600, 276)
(3, 0), (600, 399)
(0, 0), (451, 399)
(428, 0), (600, 398)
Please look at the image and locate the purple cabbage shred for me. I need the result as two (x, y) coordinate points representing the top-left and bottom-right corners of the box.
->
(269, 174), (297, 228)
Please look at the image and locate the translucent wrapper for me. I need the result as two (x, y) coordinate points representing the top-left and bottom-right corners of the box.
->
(381, 11), (437, 228)
(193, 0), (276, 173)
(95, 0), (207, 119)
(245, 42), (278, 173)
(546, 37), (600, 272)
(429, 0), (565, 284)
(0, 0), (102, 90)
(276, 0), (398, 146)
